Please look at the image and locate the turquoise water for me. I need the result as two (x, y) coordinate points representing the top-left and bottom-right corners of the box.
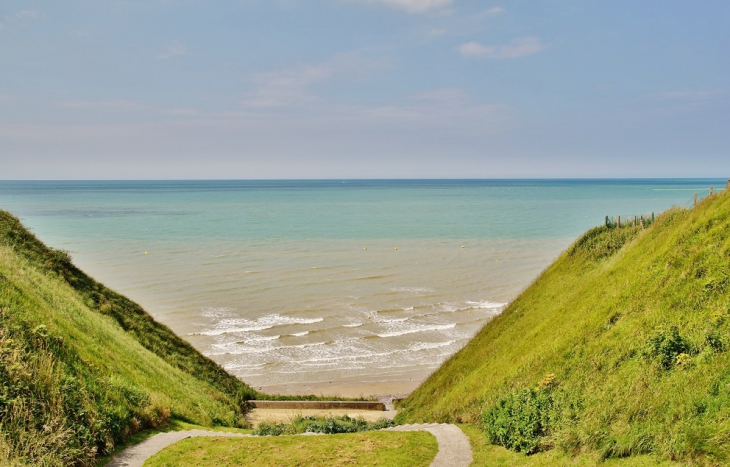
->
(0, 179), (722, 395)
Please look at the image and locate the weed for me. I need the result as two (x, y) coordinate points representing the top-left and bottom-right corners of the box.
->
(482, 376), (565, 454)
(252, 415), (394, 436)
(642, 325), (690, 370)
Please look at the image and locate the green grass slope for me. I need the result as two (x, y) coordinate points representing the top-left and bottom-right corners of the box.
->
(396, 189), (730, 465)
(0, 210), (257, 466)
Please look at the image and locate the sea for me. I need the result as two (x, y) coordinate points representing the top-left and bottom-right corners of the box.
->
(0, 179), (722, 395)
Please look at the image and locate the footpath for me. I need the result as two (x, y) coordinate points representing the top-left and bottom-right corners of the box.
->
(108, 422), (473, 467)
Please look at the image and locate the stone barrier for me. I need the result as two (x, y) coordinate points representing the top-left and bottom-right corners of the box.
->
(248, 400), (385, 411)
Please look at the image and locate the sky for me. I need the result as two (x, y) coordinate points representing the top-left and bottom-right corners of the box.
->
(1, 0), (728, 179)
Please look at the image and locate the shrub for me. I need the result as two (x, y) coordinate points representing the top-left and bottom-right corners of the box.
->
(568, 226), (640, 261)
(705, 329), (725, 353)
(252, 415), (394, 436)
(642, 325), (690, 370)
(482, 379), (563, 454)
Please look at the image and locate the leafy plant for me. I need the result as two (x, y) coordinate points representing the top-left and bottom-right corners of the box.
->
(567, 226), (641, 261)
(252, 415), (394, 436)
(642, 325), (690, 370)
(482, 375), (564, 454)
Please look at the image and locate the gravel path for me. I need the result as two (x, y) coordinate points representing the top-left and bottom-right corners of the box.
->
(106, 430), (251, 467)
(381, 423), (473, 467)
(107, 423), (472, 467)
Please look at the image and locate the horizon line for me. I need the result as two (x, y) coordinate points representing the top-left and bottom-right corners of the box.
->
(1, 177), (728, 182)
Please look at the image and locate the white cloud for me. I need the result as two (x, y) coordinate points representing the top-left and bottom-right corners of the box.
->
(458, 36), (545, 59)
(478, 6), (505, 18)
(56, 99), (201, 117)
(641, 88), (727, 117)
(414, 88), (468, 106)
(59, 100), (150, 111)
(243, 54), (385, 108)
(357, 87), (510, 127)
(156, 41), (188, 60)
(0, 94), (20, 103)
(244, 65), (334, 108)
(69, 29), (91, 37)
(646, 89), (725, 102)
(359, 0), (454, 14)
(16, 10), (40, 20)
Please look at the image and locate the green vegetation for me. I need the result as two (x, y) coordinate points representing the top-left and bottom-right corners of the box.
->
(252, 414), (394, 436)
(144, 431), (438, 467)
(0, 210), (257, 466)
(397, 190), (730, 465)
(460, 424), (680, 467)
(255, 394), (371, 402)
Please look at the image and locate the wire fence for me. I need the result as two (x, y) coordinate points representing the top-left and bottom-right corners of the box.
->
(604, 182), (728, 230)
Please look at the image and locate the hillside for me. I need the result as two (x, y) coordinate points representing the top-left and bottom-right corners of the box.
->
(0, 210), (257, 466)
(397, 188), (730, 465)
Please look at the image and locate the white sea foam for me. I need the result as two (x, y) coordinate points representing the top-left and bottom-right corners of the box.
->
(409, 340), (457, 351)
(376, 323), (456, 338)
(290, 331), (310, 337)
(466, 300), (507, 310)
(377, 317), (409, 324)
(200, 306), (236, 318)
(343, 322), (363, 328)
(389, 287), (435, 293)
(196, 314), (324, 336)
(438, 300), (506, 314)
(246, 334), (280, 342)
(223, 363), (267, 371)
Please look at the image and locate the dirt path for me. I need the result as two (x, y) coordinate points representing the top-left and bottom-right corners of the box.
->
(107, 422), (472, 467)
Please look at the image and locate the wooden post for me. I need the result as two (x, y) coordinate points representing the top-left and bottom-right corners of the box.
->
(652, 212), (655, 223)
(710, 187), (713, 195)
(605, 215), (609, 227)
(694, 193), (698, 206)
(633, 216), (636, 227)
(617, 215), (621, 229)
(641, 215), (644, 227)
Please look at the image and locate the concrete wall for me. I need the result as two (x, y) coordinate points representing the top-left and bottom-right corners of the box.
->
(248, 400), (385, 411)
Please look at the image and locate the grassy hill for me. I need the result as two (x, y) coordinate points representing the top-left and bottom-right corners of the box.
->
(396, 188), (730, 465)
(0, 210), (257, 466)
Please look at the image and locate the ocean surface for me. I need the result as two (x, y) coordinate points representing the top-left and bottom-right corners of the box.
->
(0, 179), (722, 394)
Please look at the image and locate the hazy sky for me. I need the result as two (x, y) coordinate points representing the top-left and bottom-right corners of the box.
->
(1, 1), (728, 179)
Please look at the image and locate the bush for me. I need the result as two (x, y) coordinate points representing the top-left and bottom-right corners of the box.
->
(568, 226), (640, 261)
(483, 383), (560, 454)
(642, 325), (690, 370)
(252, 415), (394, 436)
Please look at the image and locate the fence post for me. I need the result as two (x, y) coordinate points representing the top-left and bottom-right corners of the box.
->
(694, 193), (697, 207)
(652, 212), (655, 223)
(710, 187), (713, 195)
(618, 215), (621, 229)
(605, 215), (609, 227)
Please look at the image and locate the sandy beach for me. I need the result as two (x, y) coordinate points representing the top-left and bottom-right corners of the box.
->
(257, 376), (420, 400)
